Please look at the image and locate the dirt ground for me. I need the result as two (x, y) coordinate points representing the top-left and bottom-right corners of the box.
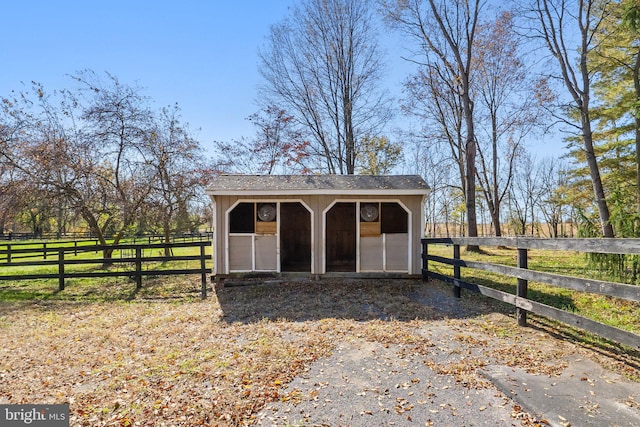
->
(0, 278), (637, 426)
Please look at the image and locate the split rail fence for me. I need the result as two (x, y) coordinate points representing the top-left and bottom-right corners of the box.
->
(421, 237), (640, 349)
(0, 240), (213, 298)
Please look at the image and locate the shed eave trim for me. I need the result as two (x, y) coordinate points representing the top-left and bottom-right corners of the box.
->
(205, 189), (430, 196)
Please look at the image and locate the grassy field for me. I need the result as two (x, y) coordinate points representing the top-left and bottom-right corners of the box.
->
(425, 244), (640, 336)
(0, 240), (210, 301)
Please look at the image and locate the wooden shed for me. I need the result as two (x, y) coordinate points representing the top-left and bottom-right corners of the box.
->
(205, 174), (429, 278)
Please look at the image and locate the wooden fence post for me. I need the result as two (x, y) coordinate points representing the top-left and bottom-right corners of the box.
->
(421, 240), (428, 281)
(517, 247), (528, 326)
(200, 244), (208, 299)
(7, 244), (11, 264)
(58, 248), (65, 291)
(453, 244), (461, 298)
(135, 247), (142, 289)
(43, 242), (47, 260)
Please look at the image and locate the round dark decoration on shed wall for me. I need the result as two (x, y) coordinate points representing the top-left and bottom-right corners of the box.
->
(360, 203), (379, 222)
(257, 203), (277, 222)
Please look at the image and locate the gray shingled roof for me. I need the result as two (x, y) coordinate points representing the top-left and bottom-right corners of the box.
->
(206, 174), (429, 195)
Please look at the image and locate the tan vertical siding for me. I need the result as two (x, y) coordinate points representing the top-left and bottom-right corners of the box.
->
(210, 193), (426, 276)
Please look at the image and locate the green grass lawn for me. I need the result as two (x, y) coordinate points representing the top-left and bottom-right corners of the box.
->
(0, 240), (211, 301)
(424, 244), (640, 335)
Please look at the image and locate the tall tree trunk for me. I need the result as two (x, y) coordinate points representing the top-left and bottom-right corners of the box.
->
(103, 231), (124, 268)
(491, 133), (502, 237)
(491, 112), (502, 237)
(488, 200), (502, 237)
(634, 48), (640, 211)
(164, 217), (172, 257)
(582, 116), (614, 237)
(463, 90), (480, 251)
(343, 86), (355, 174)
(536, 0), (615, 237)
(81, 207), (115, 267)
(579, 22), (614, 237)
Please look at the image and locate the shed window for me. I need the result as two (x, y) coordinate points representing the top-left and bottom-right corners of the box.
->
(230, 203), (255, 233)
(381, 203), (407, 233)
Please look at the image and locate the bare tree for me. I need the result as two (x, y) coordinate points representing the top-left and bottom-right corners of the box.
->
(508, 153), (543, 235)
(404, 137), (459, 237)
(383, 0), (482, 249)
(0, 169), (25, 236)
(1, 72), (213, 250)
(213, 106), (310, 175)
(145, 104), (211, 253)
(537, 157), (570, 237)
(0, 131), (19, 235)
(528, 0), (616, 237)
(473, 10), (545, 236)
(74, 70), (156, 248)
(258, 0), (392, 174)
(1, 74), (155, 261)
(402, 60), (466, 207)
(1, 83), (109, 243)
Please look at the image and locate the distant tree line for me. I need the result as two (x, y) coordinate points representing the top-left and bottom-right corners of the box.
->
(0, 71), (212, 249)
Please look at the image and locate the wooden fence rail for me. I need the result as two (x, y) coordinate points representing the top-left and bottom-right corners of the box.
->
(0, 234), (212, 263)
(0, 231), (213, 242)
(0, 240), (213, 299)
(421, 237), (640, 350)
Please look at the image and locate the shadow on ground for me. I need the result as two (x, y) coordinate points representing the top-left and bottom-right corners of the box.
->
(214, 277), (510, 324)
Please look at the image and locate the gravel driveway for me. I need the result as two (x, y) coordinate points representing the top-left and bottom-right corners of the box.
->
(256, 338), (524, 426)
(245, 279), (640, 427)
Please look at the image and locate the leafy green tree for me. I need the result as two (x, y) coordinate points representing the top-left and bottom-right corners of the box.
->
(588, 0), (640, 214)
(357, 136), (401, 175)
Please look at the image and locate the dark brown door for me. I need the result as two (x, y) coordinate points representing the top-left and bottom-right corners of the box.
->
(280, 202), (311, 272)
(326, 202), (356, 272)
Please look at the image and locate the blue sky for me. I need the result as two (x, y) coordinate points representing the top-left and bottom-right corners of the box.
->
(0, 1), (308, 152)
(1, 0), (563, 160)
